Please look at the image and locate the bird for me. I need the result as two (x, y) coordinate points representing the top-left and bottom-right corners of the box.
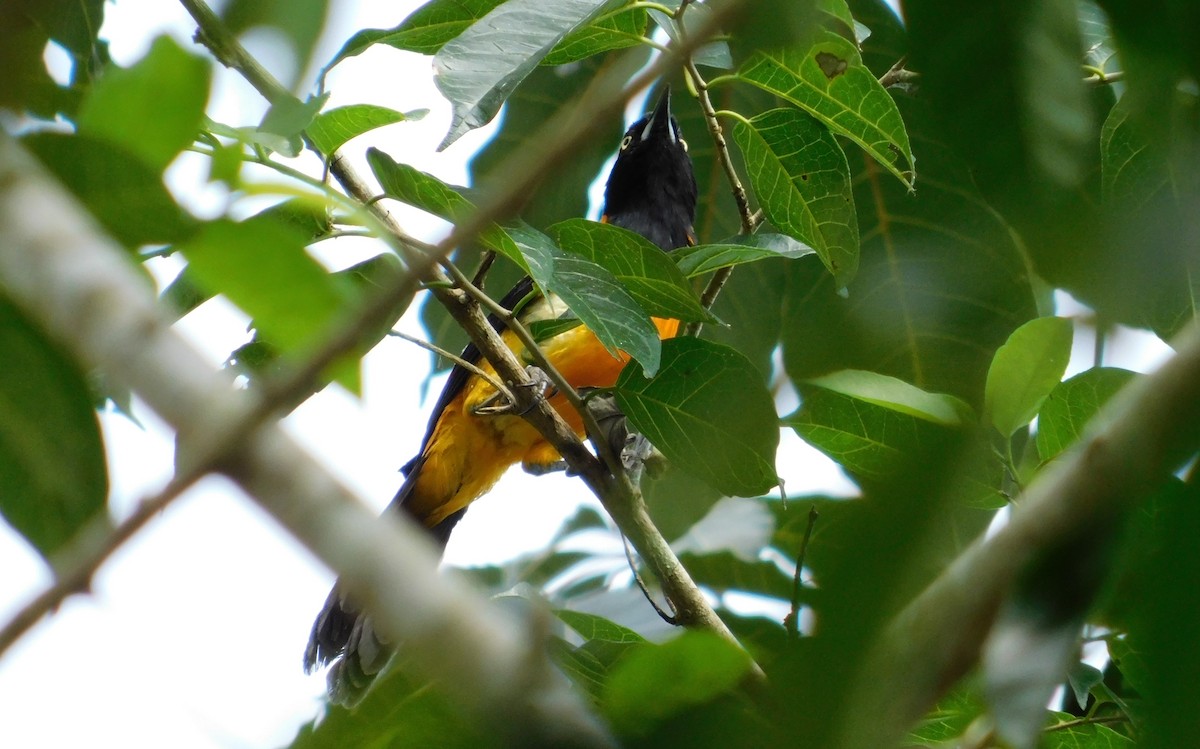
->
(304, 86), (698, 704)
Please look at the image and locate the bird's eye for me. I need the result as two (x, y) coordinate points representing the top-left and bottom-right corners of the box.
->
(620, 134), (633, 151)
(679, 138), (688, 153)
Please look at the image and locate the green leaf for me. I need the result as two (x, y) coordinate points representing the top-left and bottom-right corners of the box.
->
(549, 219), (712, 323)
(324, 0), (506, 72)
(983, 316), (1073, 438)
(904, 0), (1091, 203)
(507, 222), (663, 375)
(616, 337), (778, 496)
(550, 637), (611, 700)
(77, 36), (209, 172)
(0, 296), (108, 560)
(602, 631), (751, 735)
(781, 95), (1038, 408)
(785, 371), (973, 480)
(1095, 93), (1200, 339)
(306, 105), (427, 156)
(737, 31), (914, 188)
(285, 664), (493, 749)
(701, 257), (787, 379)
(804, 369), (974, 427)
(1036, 368), (1135, 462)
(672, 233), (815, 278)
(367, 148), (524, 268)
(908, 686), (988, 744)
(556, 609), (648, 644)
(160, 198), (334, 319)
(733, 108), (859, 286)
(260, 92), (330, 157)
(543, 3), (648, 65)
(433, 0), (613, 149)
(787, 386), (926, 480)
(178, 216), (359, 391)
(23, 132), (196, 248)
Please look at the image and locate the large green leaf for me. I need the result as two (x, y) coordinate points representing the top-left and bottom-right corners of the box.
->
(785, 370), (970, 480)
(1096, 93), (1200, 339)
(506, 223), (663, 375)
(737, 30), (914, 189)
(161, 198), (334, 320)
(549, 219), (711, 322)
(0, 296), (108, 560)
(178, 216), (359, 391)
(23, 132), (197, 248)
(542, 3), (648, 65)
(733, 107), (859, 287)
(306, 105), (427, 156)
(615, 337), (778, 497)
(780, 95), (1038, 408)
(904, 0), (1091, 200)
(286, 663), (492, 749)
(556, 608), (648, 644)
(432, 0), (613, 149)
(602, 631), (751, 735)
(77, 36), (210, 172)
(983, 316), (1074, 438)
(1035, 367), (1136, 462)
(367, 148), (524, 268)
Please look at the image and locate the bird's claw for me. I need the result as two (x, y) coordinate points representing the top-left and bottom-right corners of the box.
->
(472, 365), (556, 416)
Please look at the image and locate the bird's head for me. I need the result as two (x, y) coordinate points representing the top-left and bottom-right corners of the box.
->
(602, 86), (698, 251)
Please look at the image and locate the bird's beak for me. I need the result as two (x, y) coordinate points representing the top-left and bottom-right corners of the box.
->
(641, 85), (676, 143)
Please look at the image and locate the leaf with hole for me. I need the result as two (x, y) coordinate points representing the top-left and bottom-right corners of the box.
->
(737, 30), (914, 188)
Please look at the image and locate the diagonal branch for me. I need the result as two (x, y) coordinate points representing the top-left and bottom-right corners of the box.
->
(841, 319), (1200, 747)
(0, 131), (613, 748)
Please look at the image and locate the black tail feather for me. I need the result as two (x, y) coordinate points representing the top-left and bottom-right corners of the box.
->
(303, 466), (469, 705)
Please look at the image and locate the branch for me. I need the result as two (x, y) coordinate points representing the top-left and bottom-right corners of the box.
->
(681, 45), (759, 337)
(840, 319), (1200, 747)
(0, 132), (613, 748)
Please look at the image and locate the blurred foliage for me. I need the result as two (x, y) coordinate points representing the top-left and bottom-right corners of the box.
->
(2, 0), (1198, 747)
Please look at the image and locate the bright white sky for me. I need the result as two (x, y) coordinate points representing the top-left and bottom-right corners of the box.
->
(0, 2), (1173, 748)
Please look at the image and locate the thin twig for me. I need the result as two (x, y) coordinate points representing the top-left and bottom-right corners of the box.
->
(842, 320), (1200, 746)
(1044, 714), (1130, 733)
(878, 56), (918, 89)
(621, 534), (678, 625)
(786, 505), (819, 640)
(682, 55), (758, 336)
(388, 328), (515, 404)
(0, 473), (196, 657)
